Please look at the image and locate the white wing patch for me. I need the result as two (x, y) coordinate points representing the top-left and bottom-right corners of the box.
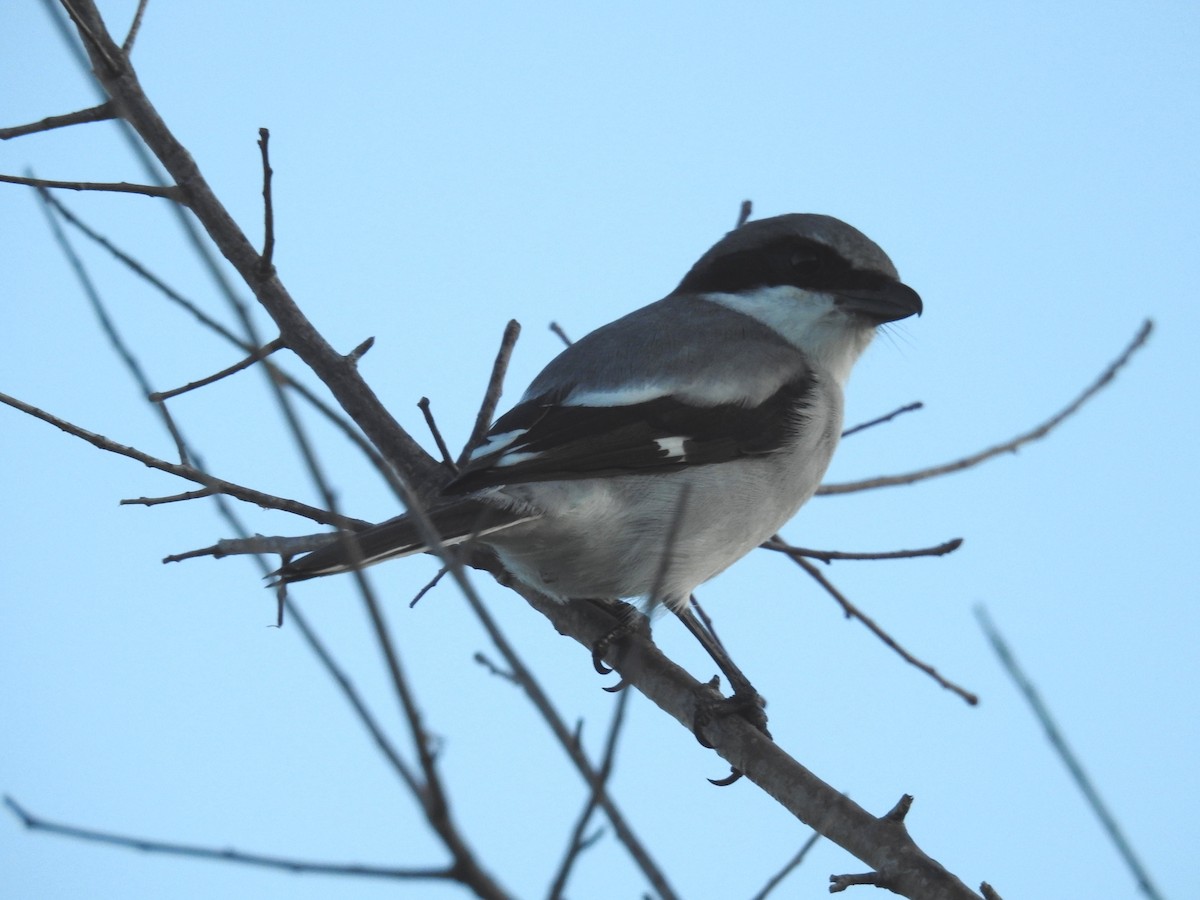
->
(489, 448), (542, 468)
(467, 429), (525, 461)
(654, 436), (688, 460)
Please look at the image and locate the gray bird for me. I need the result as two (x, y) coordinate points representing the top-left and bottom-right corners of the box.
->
(274, 214), (922, 619)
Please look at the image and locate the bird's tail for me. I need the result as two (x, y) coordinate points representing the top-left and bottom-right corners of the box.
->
(271, 498), (532, 585)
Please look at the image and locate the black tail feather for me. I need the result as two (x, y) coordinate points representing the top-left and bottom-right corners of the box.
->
(271, 498), (529, 585)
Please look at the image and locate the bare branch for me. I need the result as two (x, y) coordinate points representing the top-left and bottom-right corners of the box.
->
(121, 487), (216, 507)
(62, 0), (442, 498)
(410, 566), (448, 608)
(842, 401), (924, 438)
(774, 537), (978, 705)
(57, 0), (123, 72)
(0, 102), (115, 139)
(762, 536), (963, 563)
(3, 795), (453, 882)
(0, 172), (180, 199)
(150, 338), (286, 402)
(346, 560), (510, 899)
(976, 607), (1164, 900)
(459, 579), (678, 899)
(458, 319), (522, 465)
(36, 191), (401, 495)
(0, 392), (357, 528)
(256, 128), (276, 276)
(418, 397), (457, 472)
(750, 831), (821, 900)
(513, 584), (985, 900)
(736, 199), (753, 228)
(820, 320), (1153, 495)
(121, 0), (149, 54)
(548, 321), (573, 347)
(545, 689), (632, 900)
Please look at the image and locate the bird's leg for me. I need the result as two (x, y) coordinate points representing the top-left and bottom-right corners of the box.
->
(674, 601), (770, 786)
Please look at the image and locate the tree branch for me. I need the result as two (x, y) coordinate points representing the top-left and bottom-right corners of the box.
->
(3, 795), (454, 882)
(820, 320), (1153, 495)
(977, 607), (1163, 900)
(0, 171), (180, 199)
(0, 102), (115, 139)
(774, 538), (978, 706)
(61, 0), (443, 501)
(0, 392), (360, 529)
(513, 583), (986, 900)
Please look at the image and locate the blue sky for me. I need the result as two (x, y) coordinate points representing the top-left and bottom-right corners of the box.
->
(2, 2), (1197, 898)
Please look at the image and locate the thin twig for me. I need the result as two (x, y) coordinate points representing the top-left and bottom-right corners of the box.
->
(459, 587), (678, 900)
(750, 831), (822, 900)
(458, 319), (521, 466)
(347, 336), (374, 363)
(0, 392), (359, 529)
(820, 320), (1153, 495)
(36, 191), (401, 496)
(121, 0), (149, 53)
(33, 182), (194, 467)
(150, 338), (286, 401)
(418, 398), (458, 472)
(121, 487), (216, 507)
(976, 607), (1163, 900)
(0, 102), (115, 139)
(545, 689), (632, 900)
(347, 559), (510, 898)
(736, 199), (753, 228)
(473, 652), (519, 685)
(257, 128), (275, 275)
(842, 402), (924, 438)
(548, 321), (572, 347)
(410, 566), (449, 608)
(762, 536), (963, 564)
(779, 540), (978, 705)
(0, 172), (180, 199)
(3, 795), (451, 881)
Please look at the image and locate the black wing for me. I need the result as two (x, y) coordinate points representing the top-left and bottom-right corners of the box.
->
(445, 373), (816, 494)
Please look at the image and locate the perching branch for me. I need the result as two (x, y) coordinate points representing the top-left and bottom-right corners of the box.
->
(515, 584), (985, 900)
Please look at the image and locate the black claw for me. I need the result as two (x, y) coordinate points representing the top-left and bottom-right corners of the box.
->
(708, 767), (743, 787)
(602, 676), (630, 693)
(587, 602), (646, 679)
(592, 644), (613, 675)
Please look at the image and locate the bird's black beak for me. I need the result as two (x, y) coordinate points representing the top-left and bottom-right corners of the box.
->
(836, 280), (923, 325)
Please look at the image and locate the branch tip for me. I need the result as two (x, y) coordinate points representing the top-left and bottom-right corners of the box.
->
(883, 794), (913, 823)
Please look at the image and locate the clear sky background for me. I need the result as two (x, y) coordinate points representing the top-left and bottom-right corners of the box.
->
(2, 2), (1197, 898)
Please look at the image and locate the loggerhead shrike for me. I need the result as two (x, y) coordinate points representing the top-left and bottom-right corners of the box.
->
(274, 214), (922, 615)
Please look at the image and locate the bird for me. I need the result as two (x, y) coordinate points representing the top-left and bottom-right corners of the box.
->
(273, 214), (922, 621)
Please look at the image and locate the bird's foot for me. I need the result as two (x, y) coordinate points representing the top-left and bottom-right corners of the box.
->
(692, 678), (770, 786)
